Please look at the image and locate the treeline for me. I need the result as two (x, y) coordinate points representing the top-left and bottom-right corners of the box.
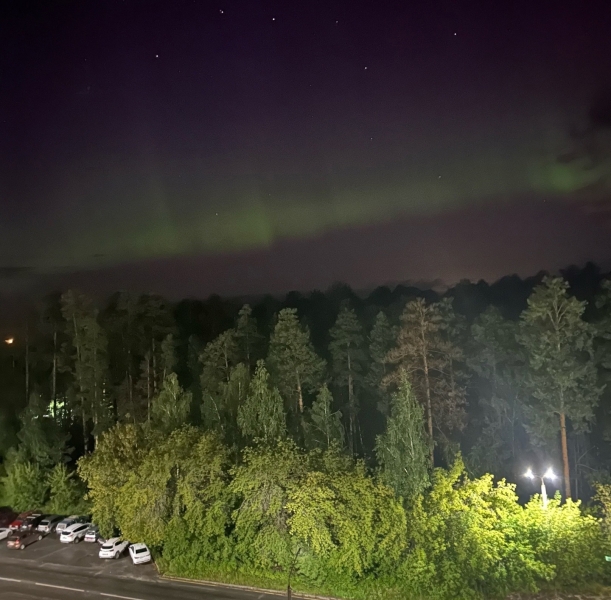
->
(1, 264), (611, 597)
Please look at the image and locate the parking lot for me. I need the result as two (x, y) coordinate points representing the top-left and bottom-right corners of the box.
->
(0, 531), (157, 582)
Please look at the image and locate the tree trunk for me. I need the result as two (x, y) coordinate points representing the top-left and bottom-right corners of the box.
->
(348, 353), (355, 456)
(146, 355), (152, 423)
(25, 324), (29, 402)
(296, 371), (304, 413)
(560, 412), (571, 499)
(52, 330), (57, 420)
(152, 338), (157, 395)
(82, 406), (89, 454)
(422, 345), (434, 467)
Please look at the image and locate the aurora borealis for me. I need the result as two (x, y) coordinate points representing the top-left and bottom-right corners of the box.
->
(1, 0), (610, 298)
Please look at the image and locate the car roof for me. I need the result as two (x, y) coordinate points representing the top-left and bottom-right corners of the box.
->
(104, 537), (122, 544)
(63, 522), (88, 532)
(130, 543), (148, 551)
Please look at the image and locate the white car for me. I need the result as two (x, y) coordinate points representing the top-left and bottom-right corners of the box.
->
(0, 528), (11, 541)
(129, 543), (151, 565)
(84, 525), (103, 543)
(60, 522), (90, 544)
(99, 537), (129, 559)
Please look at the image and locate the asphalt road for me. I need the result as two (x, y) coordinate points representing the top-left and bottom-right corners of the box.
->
(0, 535), (282, 600)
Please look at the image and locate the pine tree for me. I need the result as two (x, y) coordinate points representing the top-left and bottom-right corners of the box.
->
(466, 307), (525, 475)
(14, 392), (70, 468)
(104, 292), (140, 426)
(201, 363), (250, 444)
(267, 308), (325, 416)
(151, 373), (192, 434)
(161, 333), (176, 381)
(386, 298), (466, 466)
(235, 304), (261, 368)
(519, 277), (601, 499)
(237, 361), (285, 442)
(376, 372), (429, 500)
(200, 330), (239, 392)
(46, 463), (86, 514)
(305, 385), (344, 451)
(366, 311), (395, 417)
(137, 294), (176, 395)
(61, 290), (110, 451)
(329, 302), (366, 455)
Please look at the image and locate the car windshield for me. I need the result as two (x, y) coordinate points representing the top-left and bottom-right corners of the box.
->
(134, 547), (147, 554)
(101, 543), (112, 549)
(40, 520), (49, 525)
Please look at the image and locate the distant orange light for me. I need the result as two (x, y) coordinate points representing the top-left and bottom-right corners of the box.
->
(5, 338), (14, 345)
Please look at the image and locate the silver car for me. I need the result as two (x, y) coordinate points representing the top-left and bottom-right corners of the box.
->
(37, 515), (64, 534)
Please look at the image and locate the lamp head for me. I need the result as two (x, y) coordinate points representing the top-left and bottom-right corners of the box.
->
(543, 467), (556, 481)
(524, 468), (534, 480)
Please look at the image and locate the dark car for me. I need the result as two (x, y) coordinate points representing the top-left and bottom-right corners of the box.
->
(20, 513), (45, 532)
(7, 529), (42, 550)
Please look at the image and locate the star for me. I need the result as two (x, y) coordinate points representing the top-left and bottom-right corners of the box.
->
(364, 66), (368, 70)
(219, 9), (224, 14)
(155, 54), (159, 58)
(272, 17), (275, 21)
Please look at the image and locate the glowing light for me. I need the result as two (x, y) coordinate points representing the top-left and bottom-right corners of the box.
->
(543, 467), (556, 481)
(524, 468), (534, 479)
(4, 338), (14, 345)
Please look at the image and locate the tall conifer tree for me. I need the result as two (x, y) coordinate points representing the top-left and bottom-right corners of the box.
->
(519, 277), (600, 499)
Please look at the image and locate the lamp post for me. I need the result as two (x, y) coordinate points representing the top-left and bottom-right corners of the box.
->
(524, 467), (557, 508)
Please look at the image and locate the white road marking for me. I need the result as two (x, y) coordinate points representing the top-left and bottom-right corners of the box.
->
(0, 576), (21, 582)
(35, 582), (85, 592)
(101, 593), (145, 600)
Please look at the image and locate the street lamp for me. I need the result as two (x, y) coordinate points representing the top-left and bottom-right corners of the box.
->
(524, 467), (557, 508)
(4, 338), (14, 345)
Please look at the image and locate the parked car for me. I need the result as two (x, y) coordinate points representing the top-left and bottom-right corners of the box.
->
(60, 522), (90, 544)
(76, 515), (91, 524)
(9, 511), (35, 530)
(128, 543), (151, 565)
(37, 515), (64, 534)
(99, 537), (129, 559)
(0, 528), (12, 541)
(20, 513), (45, 531)
(7, 529), (42, 550)
(55, 515), (80, 535)
(84, 525), (104, 543)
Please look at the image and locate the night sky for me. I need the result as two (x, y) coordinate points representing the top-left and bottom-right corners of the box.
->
(1, 0), (611, 301)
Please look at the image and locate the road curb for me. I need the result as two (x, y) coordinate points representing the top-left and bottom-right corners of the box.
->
(159, 572), (341, 600)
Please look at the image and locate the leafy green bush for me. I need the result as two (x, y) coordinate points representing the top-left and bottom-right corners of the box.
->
(78, 426), (611, 600)
(1, 461), (48, 511)
(46, 463), (89, 515)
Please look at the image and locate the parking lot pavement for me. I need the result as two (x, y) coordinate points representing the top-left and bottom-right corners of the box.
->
(0, 533), (157, 582)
